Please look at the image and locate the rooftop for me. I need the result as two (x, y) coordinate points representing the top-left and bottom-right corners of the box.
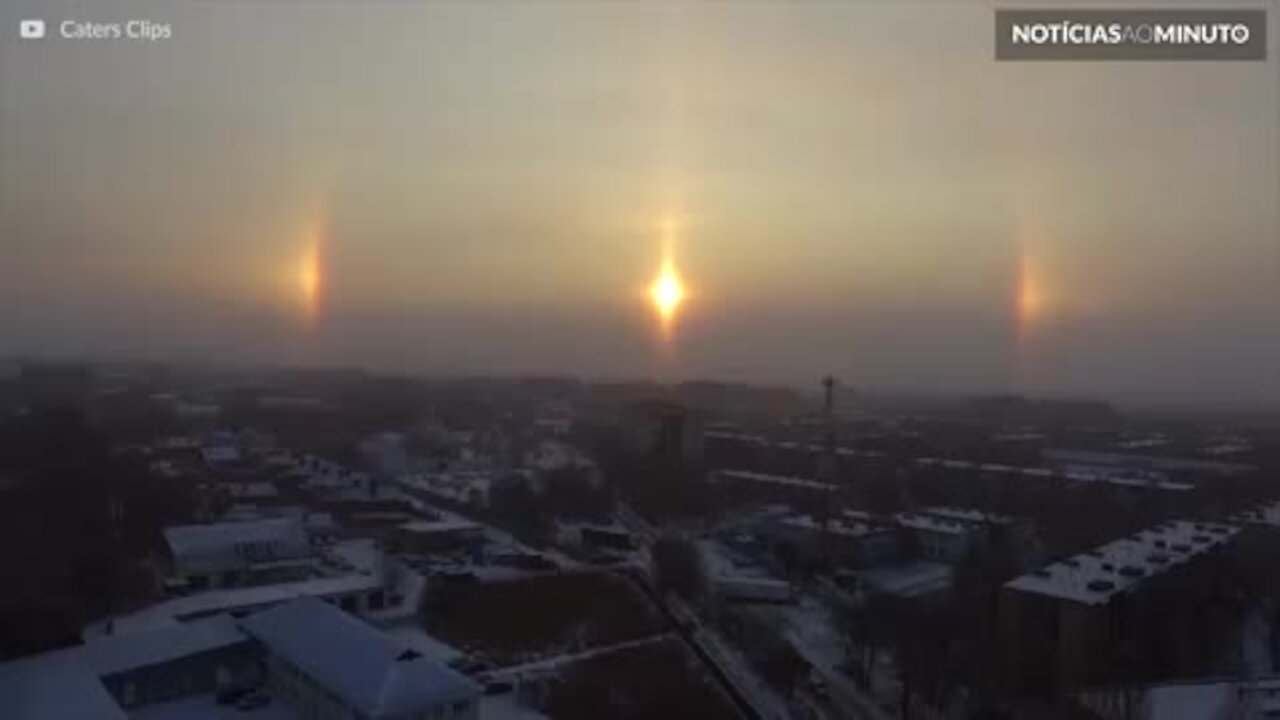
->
(917, 506), (1015, 526)
(240, 598), (479, 717)
(895, 512), (973, 536)
(164, 518), (310, 573)
(0, 615), (249, 720)
(399, 517), (482, 535)
(713, 469), (834, 492)
(913, 456), (1195, 492)
(1005, 520), (1239, 606)
(857, 561), (953, 598)
(778, 514), (882, 538)
(91, 573), (385, 636)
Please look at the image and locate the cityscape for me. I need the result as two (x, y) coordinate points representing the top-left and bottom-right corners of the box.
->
(1, 365), (1279, 719)
(1, 1), (1278, 719)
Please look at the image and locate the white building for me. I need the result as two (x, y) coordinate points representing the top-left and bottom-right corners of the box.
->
(164, 517), (313, 589)
(242, 597), (481, 720)
(0, 599), (482, 720)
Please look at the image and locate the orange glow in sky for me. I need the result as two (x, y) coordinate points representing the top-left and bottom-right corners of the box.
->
(298, 231), (324, 328)
(650, 260), (684, 321)
(648, 217), (686, 339)
(1017, 254), (1045, 329)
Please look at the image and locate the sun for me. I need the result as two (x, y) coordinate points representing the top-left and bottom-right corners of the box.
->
(650, 261), (685, 321)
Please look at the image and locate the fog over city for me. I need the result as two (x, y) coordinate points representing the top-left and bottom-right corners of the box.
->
(2, 0), (1277, 405)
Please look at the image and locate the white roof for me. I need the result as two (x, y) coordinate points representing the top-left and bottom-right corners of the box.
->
(895, 512), (973, 536)
(715, 469), (835, 492)
(918, 506), (1014, 526)
(780, 514), (881, 538)
(399, 518), (481, 534)
(858, 561), (953, 598)
(0, 615), (247, 720)
(164, 518), (309, 574)
(913, 457), (1194, 492)
(1006, 520), (1239, 606)
(0, 658), (126, 720)
(241, 598), (479, 717)
(93, 574), (385, 635)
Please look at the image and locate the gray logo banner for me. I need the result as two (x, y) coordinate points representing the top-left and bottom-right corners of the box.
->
(996, 9), (1267, 61)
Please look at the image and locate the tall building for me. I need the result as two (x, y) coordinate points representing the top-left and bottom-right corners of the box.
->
(625, 400), (704, 464)
(1001, 520), (1240, 697)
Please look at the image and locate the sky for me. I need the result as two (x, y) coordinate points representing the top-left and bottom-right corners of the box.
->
(1, 0), (1277, 405)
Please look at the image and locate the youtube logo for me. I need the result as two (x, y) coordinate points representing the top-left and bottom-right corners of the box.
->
(20, 19), (45, 39)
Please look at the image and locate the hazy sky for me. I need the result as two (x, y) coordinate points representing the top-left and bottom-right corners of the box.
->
(2, 1), (1277, 404)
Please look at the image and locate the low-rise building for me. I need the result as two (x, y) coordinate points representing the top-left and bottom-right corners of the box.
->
(895, 512), (978, 563)
(0, 598), (481, 720)
(1078, 675), (1280, 720)
(164, 517), (313, 590)
(395, 517), (486, 555)
(242, 597), (481, 720)
(762, 512), (900, 568)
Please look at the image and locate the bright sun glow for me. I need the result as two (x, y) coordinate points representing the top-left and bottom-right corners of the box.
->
(650, 262), (685, 320)
(648, 214), (686, 336)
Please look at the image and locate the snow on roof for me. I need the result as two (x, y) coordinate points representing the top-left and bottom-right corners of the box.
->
(94, 574), (385, 636)
(779, 514), (881, 538)
(895, 512), (973, 536)
(240, 598), (479, 717)
(857, 561), (953, 598)
(912, 457), (1194, 492)
(399, 517), (482, 535)
(703, 431), (887, 459)
(0, 657), (127, 720)
(0, 615), (248, 720)
(164, 518), (309, 573)
(714, 469), (834, 492)
(80, 614), (248, 677)
(1043, 448), (1256, 475)
(1005, 520), (1240, 606)
(918, 506), (1015, 526)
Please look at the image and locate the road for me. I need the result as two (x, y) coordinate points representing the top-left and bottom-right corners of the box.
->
(617, 567), (772, 720)
(490, 633), (673, 678)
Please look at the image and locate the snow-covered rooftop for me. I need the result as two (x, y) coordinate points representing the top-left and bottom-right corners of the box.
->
(779, 514), (881, 538)
(0, 615), (248, 720)
(1005, 520), (1239, 606)
(713, 469), (835, 492)
(164, 518), (310, 574)
(399, 517), (482, 535)
(913, 456), (1195, 492)
(917, 506), (1015, 526)
(241, 598), (479, 717)
(895, 512), (973, 536)
(92, 573), (385, 636)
